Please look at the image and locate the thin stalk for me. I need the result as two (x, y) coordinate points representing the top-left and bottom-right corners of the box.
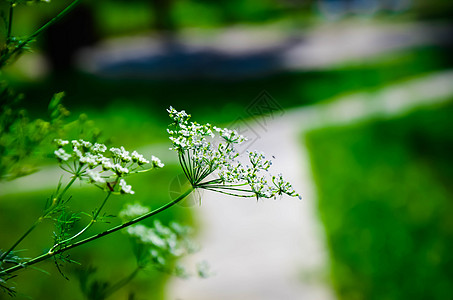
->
(0, 175), (78, 262)
(0, 0), (83, 66)
(0, 219), (41, 262)
(197, 178), (223, 185)
(197, 166), (213, 184)
(202, 186), (255, 198)
(104, 267), (141, 298)
(49, 191), (112, 252)
(198, 181), (248, 188)
(186, 150), (193, 181)
(178, 153), (191, 183)
(0, 188), (194, 276)
(6, 2), (13, 41)
(182, 151), (192, 181)
(199, 185), (252, 193)
(55, 174), (78, 204)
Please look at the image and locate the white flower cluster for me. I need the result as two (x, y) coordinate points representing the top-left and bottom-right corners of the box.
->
(167, 106), (246, 185)
(54, 139), (164, 195)
(125, 220), (196, 271)
(167, 107), (300, 200)
(119, 203), (150, 219)
(216, 150), (300, 199)
(213, 126), (247, 144)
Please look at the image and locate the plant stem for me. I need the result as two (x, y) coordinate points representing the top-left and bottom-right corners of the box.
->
(6, 2), (13, 41)
(49, 191), (112, 253)
(104, 266), (141, 298)
(0, 175), (78, 262)
(202, 186), (255, 198)
(179, 153), (192, 184)
(0, 0), (83, 67)
(0, 188), (194, 276)
(0, 218), (41, 262)
(57, 175), (78, 202)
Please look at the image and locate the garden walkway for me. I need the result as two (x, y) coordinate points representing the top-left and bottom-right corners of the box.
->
(78, 21), (452, 78)
(166, 70), (453, 300)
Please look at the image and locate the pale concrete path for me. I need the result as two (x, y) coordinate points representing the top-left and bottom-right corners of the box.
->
(166, 70), (453, 300)
(78, 21), (452, 79)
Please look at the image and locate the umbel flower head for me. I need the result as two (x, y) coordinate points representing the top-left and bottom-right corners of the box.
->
(167, 106), (301, 200)
(53, 139), (164, 195)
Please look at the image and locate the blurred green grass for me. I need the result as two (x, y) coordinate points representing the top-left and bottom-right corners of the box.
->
(305, 100), (453, 300)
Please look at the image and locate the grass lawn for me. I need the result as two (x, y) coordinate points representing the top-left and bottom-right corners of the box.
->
(305, 100), (453, 300)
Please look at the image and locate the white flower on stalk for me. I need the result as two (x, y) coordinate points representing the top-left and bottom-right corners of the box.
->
(249, 175), (275, 199)
(167, 106), (190, 124)
(73, 147), (83, 159)
(131, 151), (150, 165)
(113, 164), (129, 176)
(151, 156), (164, 168)
(91, 143), (107, 153)
(71, 139), (81, 148)
(167, 106), (300, 200)
(101, 159), (114, 171)
(54, 139), (69, 147)
(87, 170), (105, 184)
(54, 148), (71, 161)
(119, 178), (134, 194)
(80, 140), (93, 150)
(79, 153), (99, 168)
(110, 146), (132, 162)
(214, 126), (247, 144)
(272, 173), (301, 199)
(248, 150), (272, 171)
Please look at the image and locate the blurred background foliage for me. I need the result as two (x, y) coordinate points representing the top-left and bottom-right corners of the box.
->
(306, 101), (453, 300)
(1, 0), (453, 299)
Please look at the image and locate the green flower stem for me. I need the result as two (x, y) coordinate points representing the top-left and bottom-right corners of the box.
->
(0, 188), (194, 276)
(200, 185), (252, 193)
(197, 166), (214, 184)
(53, 174), (78, 205)
(0, 218), (40, 262)
(201, 186), (255, 198)
(0, 174), (78, 262)
(197, 178), (223, 185)
(179, 153), (192, 183)
(6, 2), (13, 41)
(0, 0), (83, 67)
(104, 266), (141, 298)
(49, 190), (113, 253)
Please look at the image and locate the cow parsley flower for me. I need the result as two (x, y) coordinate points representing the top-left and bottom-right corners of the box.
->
(87, 170), (105, 184)
(92, 143), (107, 153)
(113, 164), (129, 176)
(54, 148), (71, 161)
(119, 178), (134, 194)
(124, 219), (197, 276)
(131, 151), (150, 165)
(119, 203), (150, 219)
(110, 146), (132, 163)
(151, 156), (164, 168)
(167, 107), (300, 200)
(55, 139), (69, 147)
(214, 126), (247, 144)
(53, 139), (163, 195)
